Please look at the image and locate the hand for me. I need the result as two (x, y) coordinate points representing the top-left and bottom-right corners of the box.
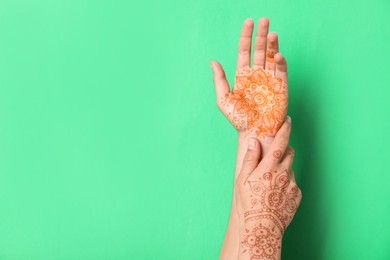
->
(235, 118), (302, 259)
(211, 17), (288, 140)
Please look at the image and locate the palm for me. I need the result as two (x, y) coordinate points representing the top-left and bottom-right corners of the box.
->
(220, 66), (287, 139)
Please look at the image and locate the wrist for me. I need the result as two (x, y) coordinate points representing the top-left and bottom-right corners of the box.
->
(238, 219), (283, 260)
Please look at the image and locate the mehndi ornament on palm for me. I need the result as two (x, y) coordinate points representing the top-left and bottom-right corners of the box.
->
(221, 66), (287, 139)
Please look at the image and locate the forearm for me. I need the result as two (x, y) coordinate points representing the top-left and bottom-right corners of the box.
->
(219, 132), (274, 259)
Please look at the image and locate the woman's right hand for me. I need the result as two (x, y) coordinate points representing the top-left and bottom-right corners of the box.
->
(235, 117), (302, 260)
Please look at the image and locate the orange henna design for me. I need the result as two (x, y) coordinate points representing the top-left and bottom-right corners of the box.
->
(273, 150), (282, 159)
(266, 50), (277, 70)
(221, 66), (287, 139)
(266, 49), (277, 61)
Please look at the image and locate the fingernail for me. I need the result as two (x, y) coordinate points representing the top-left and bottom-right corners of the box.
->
(248, 138), (256, 150)
(245, 18), (253, 25)
(286, 116), (291, 123)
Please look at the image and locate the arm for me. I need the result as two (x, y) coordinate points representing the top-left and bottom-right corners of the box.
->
(235, 119), (302, 260)
(210, 17), (289, 259)
(219, 133), (274, 259)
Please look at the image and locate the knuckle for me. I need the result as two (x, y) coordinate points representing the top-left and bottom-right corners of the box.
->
(281, 139), (288, 146)
(244, 154), (255, 162)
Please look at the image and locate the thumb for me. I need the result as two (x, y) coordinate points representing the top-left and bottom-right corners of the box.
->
(238, 138), (261, 182)
(210, 61), (230, 101)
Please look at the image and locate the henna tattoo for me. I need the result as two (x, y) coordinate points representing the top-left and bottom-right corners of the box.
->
(243, 212), (284, 235)
(263, 172), (272, 182)
(285, 147), (295, 161)
(286, 147), (294, 156)
(265, 49), (277, 70)
(251, 198), (260, 206)
(240, 169), (301, 259)
(246, 170), (300, 233)
(273, 150), (282, 159)
(275, 170), (288, 189)
(241, 222), (282, 259)
(221, 66), (287, 139)
(248, 181), (266, 197)
(266, 49), (277, 61)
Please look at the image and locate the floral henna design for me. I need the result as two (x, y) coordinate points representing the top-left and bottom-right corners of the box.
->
(221, 66), (287, 139)
(245, 170), (299, 231)
(241, 222), (282, 259)
(240, 169), (301, 259)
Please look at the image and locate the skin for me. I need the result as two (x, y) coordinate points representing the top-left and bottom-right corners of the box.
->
(235, 119), (302, 260)
(211, 17), (288, 149)
(209, 17), (291, 259)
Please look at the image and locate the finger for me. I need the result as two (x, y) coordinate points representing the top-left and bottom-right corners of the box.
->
(290, 170), (296, 182)
(236, 18), (254, 71)
(210, 61), (231, 102)
(238, 138), (261, 183)
(281, 146), (295, 174)
(274, 53), (288, 83)
(252, 17), (269, 69)
(264, 32), (279, 74)
(266, 116), (291, 164)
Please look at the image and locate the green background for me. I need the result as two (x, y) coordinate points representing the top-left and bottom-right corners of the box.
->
(0, 0), (389, 259)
